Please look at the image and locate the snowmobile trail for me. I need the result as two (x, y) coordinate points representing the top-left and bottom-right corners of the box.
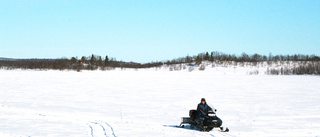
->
(89, 121), (116, 137)
(104, 122), (117, 137)
(89, 125), (94, 137)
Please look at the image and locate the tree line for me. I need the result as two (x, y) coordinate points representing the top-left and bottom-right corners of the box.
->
(1, 52), (319, 73)
(266, 62), (320, 75)
(165, 51), (320, 64)
(0, 54), (163, 71)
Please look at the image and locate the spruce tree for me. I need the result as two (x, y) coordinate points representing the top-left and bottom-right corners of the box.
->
(105, 55), (109, 66)
(90, 54), (95, 65)
(205, 52), (209, 60)
(98, 56), (103, 66)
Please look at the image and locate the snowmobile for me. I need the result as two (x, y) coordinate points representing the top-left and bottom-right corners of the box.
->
(179, 109), (229, 132)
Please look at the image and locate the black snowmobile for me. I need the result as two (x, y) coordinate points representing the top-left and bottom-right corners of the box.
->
(179, 109), (229, 132)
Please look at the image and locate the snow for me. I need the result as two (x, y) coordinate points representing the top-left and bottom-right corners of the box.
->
(0, 67), (320, 137)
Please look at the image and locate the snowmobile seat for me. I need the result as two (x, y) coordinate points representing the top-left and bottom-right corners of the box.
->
(189, 110), (198, 121)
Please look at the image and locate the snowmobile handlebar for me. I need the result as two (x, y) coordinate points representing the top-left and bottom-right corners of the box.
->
(199, 108), (217, 115)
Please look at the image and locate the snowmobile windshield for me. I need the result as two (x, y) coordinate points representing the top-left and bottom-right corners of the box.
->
(207, 103), (216, 113)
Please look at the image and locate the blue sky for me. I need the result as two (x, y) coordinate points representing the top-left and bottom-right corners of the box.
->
(1, 0), (319, 62)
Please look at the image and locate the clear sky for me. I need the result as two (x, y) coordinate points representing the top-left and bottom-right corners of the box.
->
(1, 0), (319, 62)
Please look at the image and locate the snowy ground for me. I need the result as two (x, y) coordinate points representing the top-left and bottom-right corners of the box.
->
(0, 67), (320, 137)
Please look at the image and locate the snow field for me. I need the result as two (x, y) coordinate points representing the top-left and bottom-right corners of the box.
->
(0, 68), (320, 137)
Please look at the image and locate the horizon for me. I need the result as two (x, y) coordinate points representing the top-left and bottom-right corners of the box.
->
(1, 51), (319, 63)
(1, 1), (319, 63)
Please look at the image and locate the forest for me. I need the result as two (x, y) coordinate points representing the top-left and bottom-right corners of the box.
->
(1, 52), (319, 75)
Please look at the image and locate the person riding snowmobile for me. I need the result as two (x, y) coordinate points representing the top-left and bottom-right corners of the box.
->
(178, 98), (227, 132)
(197, 98), (214, 117)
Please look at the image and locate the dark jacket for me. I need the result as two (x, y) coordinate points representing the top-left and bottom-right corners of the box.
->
(197, 103), (212, 114)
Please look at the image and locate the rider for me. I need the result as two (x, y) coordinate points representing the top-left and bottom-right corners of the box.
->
(197, 98), (213, 117)
(196, 98), (223, 128)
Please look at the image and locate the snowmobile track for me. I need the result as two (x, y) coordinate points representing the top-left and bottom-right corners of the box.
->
(89, 125), (94, 137)
(88, 121), (116, 137)
(104, 122), (116, 137)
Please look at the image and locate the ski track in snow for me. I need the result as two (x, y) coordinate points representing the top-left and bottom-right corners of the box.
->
(104, 122), (117, 137)
(89, 121), (116, 137)
(100, 125), (108, 137)
(89, 125), (94, 137)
